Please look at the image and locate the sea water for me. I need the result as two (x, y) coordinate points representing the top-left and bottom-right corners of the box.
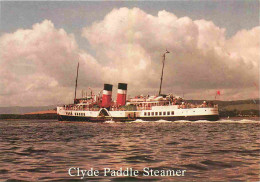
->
(0, 118), (259, 181)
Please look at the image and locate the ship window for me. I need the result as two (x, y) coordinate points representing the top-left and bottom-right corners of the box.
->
(163, 112), (166, 115)
(151, 112), (154, 116)
(144, 112), (147, 116)
(171, 111), (174, 115)
(167, 111), (170, 115)
(155, 112), (158, 116)
(159, 112), (162, 115)
(148, 112), (150, 116)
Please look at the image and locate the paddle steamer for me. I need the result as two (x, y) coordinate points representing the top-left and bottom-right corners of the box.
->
(57, 51), (219, 122)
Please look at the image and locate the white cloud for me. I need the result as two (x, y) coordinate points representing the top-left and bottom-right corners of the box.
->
(82, 7), (259, 100)
(0, 8), (259, 106)
(0, 20), (103, 106)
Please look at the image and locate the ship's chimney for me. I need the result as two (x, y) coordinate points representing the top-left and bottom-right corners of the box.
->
(117, 83), (127, 106)
(101, 84), (113, 108)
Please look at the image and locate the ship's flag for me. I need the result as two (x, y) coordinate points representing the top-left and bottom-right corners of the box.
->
(215, 90), (221, 100)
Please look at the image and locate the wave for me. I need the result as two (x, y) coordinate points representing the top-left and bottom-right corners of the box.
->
(174, 120), (192, 123)
(217, 119), (260, 123)
(193, 120), (212, 123)
(104, 120), (116, 123)
(154, 119), (172, 123)
(130, 119), (148, 123)
(105, 118), (260, 124)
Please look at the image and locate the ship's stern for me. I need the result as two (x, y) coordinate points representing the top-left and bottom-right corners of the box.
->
(57, 106), (64, 121)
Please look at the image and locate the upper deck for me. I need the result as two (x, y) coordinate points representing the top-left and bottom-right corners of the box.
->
(60, 95), (218, 112)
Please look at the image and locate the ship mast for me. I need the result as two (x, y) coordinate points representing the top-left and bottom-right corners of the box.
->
(74, 62), (80, 103)
(159, 50), (170, 95)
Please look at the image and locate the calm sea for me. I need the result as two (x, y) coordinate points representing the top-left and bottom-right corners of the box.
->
(0, 118), (259, 181)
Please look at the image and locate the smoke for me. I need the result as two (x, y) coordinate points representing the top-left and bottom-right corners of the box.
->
(0, 8), (259, 106)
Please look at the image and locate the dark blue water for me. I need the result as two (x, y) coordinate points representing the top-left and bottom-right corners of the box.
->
(0, 118), (259, 181)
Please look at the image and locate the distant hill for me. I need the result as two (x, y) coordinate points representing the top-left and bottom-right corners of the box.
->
(221, 104), (259, 111)
(0, 105), (56, 114)
(186, 99), (259, 106)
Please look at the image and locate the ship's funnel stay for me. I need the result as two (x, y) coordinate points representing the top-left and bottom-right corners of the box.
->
(101, 84), (113, 108)
(117, 83), (127, 106)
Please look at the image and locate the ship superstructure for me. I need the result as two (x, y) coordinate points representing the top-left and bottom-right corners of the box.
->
(57, 50), (219, 122)
(57, 83), (219, 122)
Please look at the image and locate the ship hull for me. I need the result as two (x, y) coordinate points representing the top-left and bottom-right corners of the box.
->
(57, 114), (219, 122)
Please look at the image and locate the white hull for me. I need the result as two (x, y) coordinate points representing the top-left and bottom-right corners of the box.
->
(57, 105), (219, 122)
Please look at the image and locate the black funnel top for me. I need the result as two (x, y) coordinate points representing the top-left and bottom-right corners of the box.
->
(118, 83), (127, 90)
(104, 84), (113, 91)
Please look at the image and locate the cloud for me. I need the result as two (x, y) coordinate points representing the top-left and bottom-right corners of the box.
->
(82, 7), (259, 100)
(0, 8), (259, 106)
(0, 20), (103, 106)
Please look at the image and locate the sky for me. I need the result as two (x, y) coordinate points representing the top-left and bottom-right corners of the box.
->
(0, 1), (259, 106)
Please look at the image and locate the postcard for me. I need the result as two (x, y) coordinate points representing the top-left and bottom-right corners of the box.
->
(0, 1), (259, 181)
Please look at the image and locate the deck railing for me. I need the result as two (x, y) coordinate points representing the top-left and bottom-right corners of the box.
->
(62, 104), (218, 111)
